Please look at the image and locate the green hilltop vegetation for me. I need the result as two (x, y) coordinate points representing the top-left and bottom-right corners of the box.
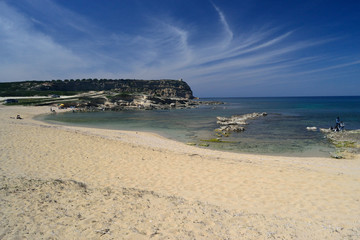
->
(0, 81), (79, 97)
(0, 78), (194, 98)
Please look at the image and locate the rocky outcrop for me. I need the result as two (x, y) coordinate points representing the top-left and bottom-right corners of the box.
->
(103, 95), (198, 111)
(215, 112), (267, 134)
(306, 127), (317, 131)
(320, 129), (360, 159)
(54, 91), (222, 111)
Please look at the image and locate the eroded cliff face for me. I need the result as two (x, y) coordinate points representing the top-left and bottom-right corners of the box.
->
(0, 79), (194, 99)
(38, 79), (194, 99)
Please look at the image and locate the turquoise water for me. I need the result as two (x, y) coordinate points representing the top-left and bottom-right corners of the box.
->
(39, 96), (360, 157)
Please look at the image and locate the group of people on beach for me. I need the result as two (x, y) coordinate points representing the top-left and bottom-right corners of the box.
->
(331, 116), (345, 132)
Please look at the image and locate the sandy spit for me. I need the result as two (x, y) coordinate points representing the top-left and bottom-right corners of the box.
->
(1, 105), (360, 239)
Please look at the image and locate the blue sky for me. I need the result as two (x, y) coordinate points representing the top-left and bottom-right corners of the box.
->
(0, 0), (359, 97)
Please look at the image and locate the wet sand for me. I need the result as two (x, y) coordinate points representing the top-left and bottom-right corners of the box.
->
(1, 105), (360, 239)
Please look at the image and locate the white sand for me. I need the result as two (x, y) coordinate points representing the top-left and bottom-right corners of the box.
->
(1, 105), (360, 239)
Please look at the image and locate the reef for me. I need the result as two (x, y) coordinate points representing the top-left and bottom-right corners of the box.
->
(320, 128), (360, 159)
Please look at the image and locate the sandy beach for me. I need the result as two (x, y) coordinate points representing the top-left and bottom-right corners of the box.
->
(1, 105), (360, 239)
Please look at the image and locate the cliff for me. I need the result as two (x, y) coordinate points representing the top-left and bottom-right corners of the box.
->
(0, 79), (194, 99)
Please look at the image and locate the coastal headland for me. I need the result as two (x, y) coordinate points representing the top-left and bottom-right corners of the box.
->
(0, 79), (224, 111)
(1, 104), (360, 239)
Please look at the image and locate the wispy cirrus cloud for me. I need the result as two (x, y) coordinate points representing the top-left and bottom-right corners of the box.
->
(0, 1), (92, 80)
(1, 0), (359, 96)
(212, 2), (233, 48)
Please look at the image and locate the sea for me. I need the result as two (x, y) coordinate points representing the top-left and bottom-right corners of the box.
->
(39, 96), (360, 157)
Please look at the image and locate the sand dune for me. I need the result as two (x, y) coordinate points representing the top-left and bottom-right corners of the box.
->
(1, 105), (360, 239)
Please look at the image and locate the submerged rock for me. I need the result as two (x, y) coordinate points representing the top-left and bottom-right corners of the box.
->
(215, 112), (267, 135)
(199, 143), (210, 147)
(216, 112), (267, 126)
(217, 125), (245, 133)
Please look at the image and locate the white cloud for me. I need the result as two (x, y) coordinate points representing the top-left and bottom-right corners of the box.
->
(212, 3), (233, 47)
(0, 1), (93, 81)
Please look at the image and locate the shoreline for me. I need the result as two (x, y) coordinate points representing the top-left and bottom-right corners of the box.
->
(1, 105), (360, 239)
(38, 107), (335, 159)
(24, 105), (355, 166)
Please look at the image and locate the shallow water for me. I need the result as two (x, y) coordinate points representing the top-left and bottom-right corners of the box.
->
(39, 96), (360, 157)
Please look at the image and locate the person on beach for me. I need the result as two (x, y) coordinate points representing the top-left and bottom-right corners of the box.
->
(339, 121), (345, 131)
(335, 116), (340, 128)
(331, 117), (345, 132)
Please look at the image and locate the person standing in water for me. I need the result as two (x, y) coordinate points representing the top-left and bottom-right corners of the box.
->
(336, 117), (340, 126)
(335, 116), (341, 130)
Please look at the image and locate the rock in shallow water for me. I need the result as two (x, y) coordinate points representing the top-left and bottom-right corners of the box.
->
(215, 112), (267, 134)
